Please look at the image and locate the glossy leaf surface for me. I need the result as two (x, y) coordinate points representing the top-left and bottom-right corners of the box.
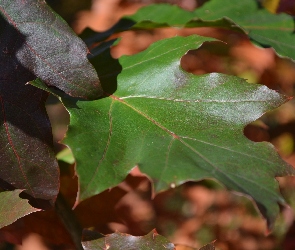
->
(82, 229), (175, 250)
(0, 0), (102, 99)
(0, 190), (39, 229)
(43, 35), (294, 226)
(0, 5), (58, 201)
(0, 0), (103, 201)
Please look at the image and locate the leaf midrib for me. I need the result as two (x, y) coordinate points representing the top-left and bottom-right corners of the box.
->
(110, 95), (279, 198)
(120, 95), (277, 103)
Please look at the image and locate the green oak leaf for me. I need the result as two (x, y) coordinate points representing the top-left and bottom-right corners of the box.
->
(192, 0), (295, 60)
(78, 1), (295, 62)
(82, 230), (175, 250)
(126, 1), (295, 60)
(34, 35), (295, 227)
(0, 190), (40, 229)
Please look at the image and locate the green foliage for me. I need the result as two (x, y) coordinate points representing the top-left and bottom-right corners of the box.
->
(0, 0), (295, 248)
(38, 35), (293, 228)
(128, 1), (295, 60)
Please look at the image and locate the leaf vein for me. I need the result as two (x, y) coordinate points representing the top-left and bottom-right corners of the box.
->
(156, 138), (175, 189)
(120, 95), (274, 103)
(83, 100), (114, 194)
(0, 94), (35, 196)
(123, 41), (194, 71)
(180, 135), (275, 165)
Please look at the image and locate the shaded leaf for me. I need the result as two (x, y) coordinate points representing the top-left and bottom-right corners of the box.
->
(175, 246), (197, 250)
(36, 35), (295, 227)
(80, 19), (135, 47)
(0, 190), (40, 229)
(82, 229), (104, 243)
(0, 219), (23, 245)
(0, 0), (102, 99)
(199, 241), (215, 250)
(87, 39), (122, 95)
(0, 14), (59, 201)
(126, 1), (295, 60)
(0, 163), (78, 246)
(0, 162), (127, 247)
(0, 0), (103, 202)
(82, 229), (175, 250)
(46, 0), (92, 24)
(278, 0), (295, 15)
(0, 162), (77, 247)
(175, 241), (215, 250)
(20, 209), (74, 247)
(74, 187), (127, 231)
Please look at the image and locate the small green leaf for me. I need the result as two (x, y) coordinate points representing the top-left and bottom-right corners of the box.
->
(81, 1), (295, 61)
(129, 4), (195, 28)
(126, 1), (295, 60)
(193, 0), (295, 60)
(56, 147), (75, 164)
(82, 230), (175, 250)
(0, 190), (40, 229)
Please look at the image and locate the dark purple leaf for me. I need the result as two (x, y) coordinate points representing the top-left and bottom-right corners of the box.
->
(0, 0), (102, 99)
